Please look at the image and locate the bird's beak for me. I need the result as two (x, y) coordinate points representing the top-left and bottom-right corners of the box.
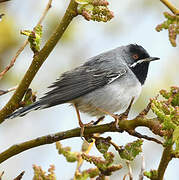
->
(135, 57), (160, 64)
(142, 57), (160, 62)
(130, 57), (160, 68)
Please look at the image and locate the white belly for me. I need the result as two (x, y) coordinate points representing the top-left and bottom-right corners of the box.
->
(73, 76), (142, 117)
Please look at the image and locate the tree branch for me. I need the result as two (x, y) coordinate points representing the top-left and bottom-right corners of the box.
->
(0, 117), (163, 164)
(0, 86), (17, 96)
(156, 144), (173, 180)
(0, 0), (78, 123)
(0, 0), (53, 79)
(126, 130), (163, 145)
(0, 0), (10, 3)
(160, 0), (179, 15)
(139, 153), (145, 180)
(13, 171), (25, 180)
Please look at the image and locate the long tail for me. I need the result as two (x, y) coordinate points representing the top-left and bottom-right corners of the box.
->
(6, 102), (43, 119)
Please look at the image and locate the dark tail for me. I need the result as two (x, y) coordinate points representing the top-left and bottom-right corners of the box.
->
(6, 102), (43, 119)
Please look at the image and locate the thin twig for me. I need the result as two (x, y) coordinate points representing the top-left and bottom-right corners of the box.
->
(13, 171), (25, 180)
(126, 161), (133, 180)
(37, 0), (52, 25)
(0, 0), (53, 79)
(123, 97), (135, 118)
(139, 153), (145, 180)
(74, 117), (104, 180)
(0, 171), (4, 180)
(123, 174), (128, 180)
(0, 86), (17, 96)
(126, 130), (163, 145)
(160, 0), (179, 15)
(74, 140), (95, 178)
(137, 101), (151, 117)
(109, 140), (122, 154)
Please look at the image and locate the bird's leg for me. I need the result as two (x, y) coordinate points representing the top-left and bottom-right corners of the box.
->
(95, 107), (122, 130)
(74, 104), (94, 139)
(136, 100), (151, 117)
(120, 97), (135, 118)
(95, 107), (119, 119)
(96, 97), (135, 129)
(74, 116), (104, 177)
(74, 104), (85, 138)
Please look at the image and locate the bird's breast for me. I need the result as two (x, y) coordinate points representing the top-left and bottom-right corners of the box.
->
(73, 75), (142, 117)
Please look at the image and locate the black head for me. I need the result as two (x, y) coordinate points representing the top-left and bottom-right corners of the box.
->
(124, 44), (159, 85)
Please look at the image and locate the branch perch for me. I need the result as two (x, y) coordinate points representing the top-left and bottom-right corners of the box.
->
(0, 0), (78, 123)
(0, 117), (163, 164)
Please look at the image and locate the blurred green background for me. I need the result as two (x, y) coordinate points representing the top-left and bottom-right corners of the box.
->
(0, 0), (179, 179)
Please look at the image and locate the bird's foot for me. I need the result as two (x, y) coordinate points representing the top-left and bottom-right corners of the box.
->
(79, 120), (94, 140)
(113, 114), (121, 130)
(80, 116), (105, 140)
(95, 106), (123, 130)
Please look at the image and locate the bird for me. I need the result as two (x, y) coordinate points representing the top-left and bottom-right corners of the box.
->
(6, 44), (159, 135)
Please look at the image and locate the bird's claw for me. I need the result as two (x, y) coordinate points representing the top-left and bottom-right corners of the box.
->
(80, 120), (94, 140)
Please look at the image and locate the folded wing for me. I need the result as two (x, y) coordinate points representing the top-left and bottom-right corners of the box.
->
(39, 65), (127, 108)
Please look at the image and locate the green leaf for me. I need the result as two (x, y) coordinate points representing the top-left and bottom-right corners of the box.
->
(95, 137), (111, 154)
(75, 168), (99, 180)
(21, 24), (42, 53)
(56, 142), (79, 163)
(144, 170), (158, 179)
(119, 139), (143, 161)
(151, 97), (177, 130)
(162, 116), (176, 130)
(22, 88), (36, 106)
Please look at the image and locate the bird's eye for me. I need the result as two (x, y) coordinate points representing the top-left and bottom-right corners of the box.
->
(132, 54), (139, 60)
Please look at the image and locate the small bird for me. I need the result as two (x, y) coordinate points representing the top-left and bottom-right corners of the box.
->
(6, 44), (159, 133)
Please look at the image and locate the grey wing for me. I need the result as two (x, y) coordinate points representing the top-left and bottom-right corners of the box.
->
(6, 49), (128, 119)
(39, 66), (127, 108)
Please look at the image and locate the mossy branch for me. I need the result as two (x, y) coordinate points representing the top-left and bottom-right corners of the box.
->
(0, 117), (162, 164)
(0, 0), (78, 123)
